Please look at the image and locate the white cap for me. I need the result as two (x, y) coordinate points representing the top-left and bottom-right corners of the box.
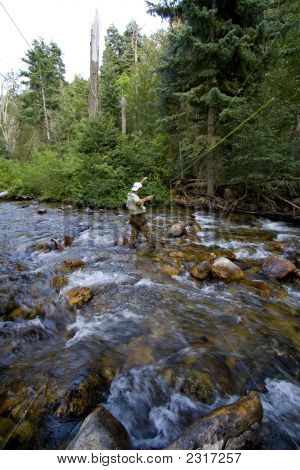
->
(131, 182), (142, 192)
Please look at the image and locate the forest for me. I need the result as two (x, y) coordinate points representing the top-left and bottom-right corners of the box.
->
(0, 0), (299, 214)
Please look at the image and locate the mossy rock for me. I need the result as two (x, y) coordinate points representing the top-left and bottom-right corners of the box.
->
(159, 257), (183, 276)
(31, 243), (50, 253)
(4, 306), (43, 321)
(162, 369), (214, 404)
(65, 287), (93, 308)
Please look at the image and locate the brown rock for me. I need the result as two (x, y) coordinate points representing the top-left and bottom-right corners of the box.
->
(263, 241), (285, 254)
(64, 236), (74, 247)
(241, 279), (286, 298)
(59, 259), (85, 272)
(158, 256), (183, 276)
(211, 257), (245, 282)
(50, 275), (68, 289)
(189, 261), (211, 280)
(166, 391), (263, 450)
(262, 256), (296, 280)
(66, 406), (131, 450)
(66, 287), (93, 308)
(169, 224), (187, 238)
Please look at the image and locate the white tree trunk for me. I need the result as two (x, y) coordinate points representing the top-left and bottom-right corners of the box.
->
(88, 10), (100, 118)
(120, 96), (127, 134)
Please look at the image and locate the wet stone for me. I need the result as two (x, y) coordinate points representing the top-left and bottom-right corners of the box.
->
(65, 287), (93, 308)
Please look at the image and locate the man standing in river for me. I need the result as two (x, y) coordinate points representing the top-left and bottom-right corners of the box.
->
(126, 177), (156, 249)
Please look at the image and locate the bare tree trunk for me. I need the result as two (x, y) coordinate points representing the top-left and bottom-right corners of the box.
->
(88, 10), (100, 118)
(296, 115), (300, 133)
(206, 0), (218, 198)
(207, 97), (217, 197)
(120, 96), (127, 134)
(40, 77), (51, 141)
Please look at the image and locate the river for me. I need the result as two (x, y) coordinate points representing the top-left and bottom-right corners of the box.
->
(0, 201), (299, 450)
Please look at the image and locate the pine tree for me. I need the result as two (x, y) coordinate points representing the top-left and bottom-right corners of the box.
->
(147, 0), (268, 196)
(20, 39), (65, 141)
(100, 25), (124, 125)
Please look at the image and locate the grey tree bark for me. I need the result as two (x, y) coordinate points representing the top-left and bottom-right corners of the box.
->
(88, 10), (100, 118)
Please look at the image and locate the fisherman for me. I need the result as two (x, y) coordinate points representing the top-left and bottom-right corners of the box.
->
(126, 177), (156, 249)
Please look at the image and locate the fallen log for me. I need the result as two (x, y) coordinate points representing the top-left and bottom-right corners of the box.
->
(166, 391), (263, 450)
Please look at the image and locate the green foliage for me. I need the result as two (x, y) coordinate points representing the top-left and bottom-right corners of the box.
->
(19, 38), (65, 137)
(148, 0), (269, 180)
(223, 0), (300, 183)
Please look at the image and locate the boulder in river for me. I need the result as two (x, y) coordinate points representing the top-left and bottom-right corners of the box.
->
(59, 259), (85, 272)
(211, 257), (245, 282)
(37, 208), (47, 215)
(66, 406), (131, 450)
(169, 223), (187, 238)
(189, 261), (211, 280)
(50, 275), (68, 289)
(166, 391), (263, 450)
(64, 236), (74, 247)
(261, 256), (296, 280)
(66, 287), (93, 308)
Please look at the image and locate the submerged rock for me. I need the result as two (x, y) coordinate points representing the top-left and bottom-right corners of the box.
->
(59, 259), (85, 272)
(241, 279), (286, 298)
(262, 256), (296, 280)
(211, 257), (245, 282)
(169, 224), (187, 238)
(65, 287), (93, 308)
(189, 261), (211, 280)
(66, 406), (131, 450)
(166, 391), (263, 450)
(163, 369), (214, 404)
(155, 255), (183, 276)
(50, 275), (68, 289)
(37, 208), (47, 215)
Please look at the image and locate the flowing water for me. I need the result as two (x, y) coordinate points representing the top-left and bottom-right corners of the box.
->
(0, 201), (299, 450)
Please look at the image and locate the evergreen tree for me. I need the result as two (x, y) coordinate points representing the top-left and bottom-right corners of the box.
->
(147, 0), (268, 196)
(100, 25), (124, 125)
(20, 39), (65, 141)
(224, 0), (300, 186)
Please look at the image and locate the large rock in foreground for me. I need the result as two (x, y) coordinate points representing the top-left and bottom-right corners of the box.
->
(166, 391), (263, 450)
(211, 257), (245, 282)
(67, 407), (131, 450)
(262, 256), (296, 280)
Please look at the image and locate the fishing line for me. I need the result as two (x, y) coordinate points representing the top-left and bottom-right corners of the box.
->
(170, 96), (276, 187)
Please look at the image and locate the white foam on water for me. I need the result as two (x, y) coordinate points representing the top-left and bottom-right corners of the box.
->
(64, 269), (128, 290)
(236, 246), (270, 259)
(260, 219), (299, 234)
(262, 378), (300, 445)
(276, 233), (299, 241)
(65, 308), (140, 347)
(135, 278), (156, 287)
(104, 366), (200, 449)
